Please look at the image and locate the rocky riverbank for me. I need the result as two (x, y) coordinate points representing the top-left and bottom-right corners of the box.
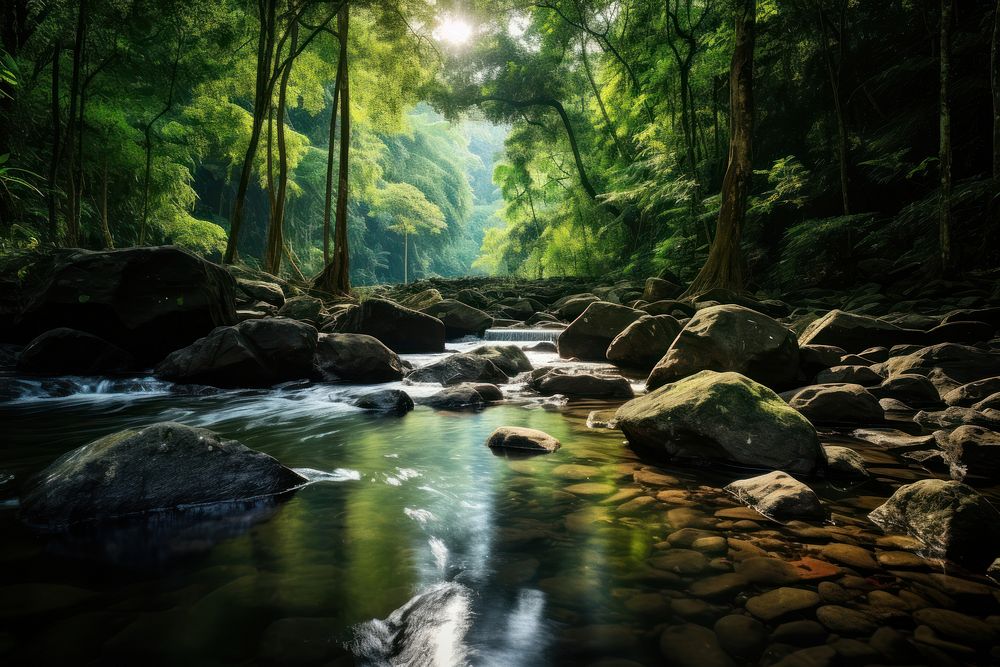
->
(3, 245), (1000, 664)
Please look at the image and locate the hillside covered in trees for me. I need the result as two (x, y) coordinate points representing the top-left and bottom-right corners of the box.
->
(2, 0), (997, 292)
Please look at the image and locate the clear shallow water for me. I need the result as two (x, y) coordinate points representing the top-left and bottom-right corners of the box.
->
(1, 344), (998, 666)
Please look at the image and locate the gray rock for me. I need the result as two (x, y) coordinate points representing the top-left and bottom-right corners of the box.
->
(406, 353), (508, 386)
(725, 471), (825, 521)
(486, 427), (560, 453)
(936, 425), (1000, 481)
(745, 587), (821, 622)
(647, 304), (800, 391)
(615, 371), (824, 475)
(420, 385), (486, 410)
(314, 333), (403, 383)
(914, 406), (1000, 429)
(155, 318), (318, 387)
(714, 614), (767, 661)
(557, 301), (643, 361)
(868, 478), (1000, 568)
(277, 295), (324, 323)
(236, 278), (285, 307)
(534, 369), (634, 398)
(787, 383), (884, 424)
(325, 298), (444, 354)
(816, 365), (882, 386)
(353, 389), (413, 414)
(19, 422), (306, 527)
(642, 277), (683, 302)
(823, 445), (869, 478)
(606, 315), (682, 370)
(0, 246), (237, 364)
(659, 623), (736, 667)
(17, 328), (135, 375)
(943, 376), (1000, 406)
(399, 288), (443, 310)
(421, 299), (493, 338)
(872, 374), (941, 406)
(799, 309), (924, 352)
(468, 345), (532, 375)
(882, 343), (1000, 393)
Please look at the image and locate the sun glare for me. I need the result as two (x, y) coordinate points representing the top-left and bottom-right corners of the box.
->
(434, 16), (473, 45)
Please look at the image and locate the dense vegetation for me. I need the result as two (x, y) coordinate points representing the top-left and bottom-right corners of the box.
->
(1, 0), (998, 293)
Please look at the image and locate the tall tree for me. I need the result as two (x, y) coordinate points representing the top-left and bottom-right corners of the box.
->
(262, 19), (298, 274)
(224, 0), (340, 264)
(315, 3), (352, 294)
(939, 0), (953, 273)
(685, 0), (756, 295)
(992, 0), (999, 179)
(322, 40), (344, 265)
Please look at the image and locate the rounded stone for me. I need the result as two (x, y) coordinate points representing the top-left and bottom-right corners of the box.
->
(714, 614), (767, 660)
(746, 588), (821, 622)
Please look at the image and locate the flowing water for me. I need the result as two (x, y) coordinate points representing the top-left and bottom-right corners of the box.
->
(1, 342), (998, 666)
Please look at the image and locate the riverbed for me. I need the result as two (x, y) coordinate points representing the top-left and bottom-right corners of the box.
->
(1, 341), (998, 665)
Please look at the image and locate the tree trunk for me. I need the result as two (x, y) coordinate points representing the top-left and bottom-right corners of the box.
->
(224, 0), (278, 264)
(139, 35), (183, 246)
(817, 0), (850, 214)
(322, 49), (343, 264)
(315, 4), (351, 295)
(992, 0), (999, 179)
(263, 20), (298, 275)
(403, 229), (408, 284)
(47, 39), (62, 242)
(63, 0), (87, 247)
(580, 39), (629, 159)
(939, 0), (953, 273)
(100, 154), (113, 248)
(685, 0), (756, 296)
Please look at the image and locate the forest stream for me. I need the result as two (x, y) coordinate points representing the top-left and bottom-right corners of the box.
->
(3, 332), (1000, 666)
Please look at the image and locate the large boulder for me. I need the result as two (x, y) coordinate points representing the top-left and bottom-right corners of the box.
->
(868, 479), (1000, 568)
(936, 425), (1000, 481)
(236, 278), (285, 307)
(533, 369), (634, 399)
(19, 422), (306, 527)
(400, 288), (443, 311)
(786, 384), (885, 424)
(881, 343), (1000, 393)
(798, 310), (924, 353)
(606, 315), (682, 370)
(554, 294), (600, 320)
(468, 345), (533, 375)
(944, 377), (1000, 406)
(421, 299), (493, 338)
(354, 389), (414, 414)
(406, 353), (508, 385)
(642, 277), (683, 302)
(326, 298), (444, 353)
(557, 301), (643, 361)
(0, 246), (237, 364)
(155, 318), (317, 387)
(615, 371), (824, 475)
(16, 328), (135, 375)
(314, 333), (403, 383)
(646, 305), (800, 391)
(725, 471), (825, 521)
(277, 295), (324, 323)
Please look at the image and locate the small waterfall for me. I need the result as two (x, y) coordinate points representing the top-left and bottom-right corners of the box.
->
(483, 328), (560, 342)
